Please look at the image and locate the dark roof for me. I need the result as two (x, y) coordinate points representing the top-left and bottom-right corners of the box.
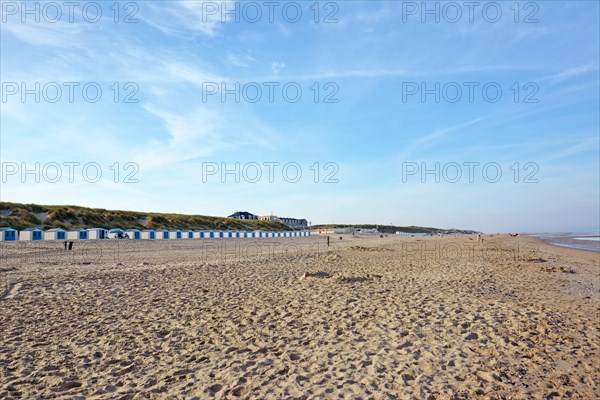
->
(228, 211), (257, 218)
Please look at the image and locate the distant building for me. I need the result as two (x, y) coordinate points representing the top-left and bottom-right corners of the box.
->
(228, 211), (258, 220)
(259, 215), (307, 229)
(259, 215), (279, 222)
(279, 217), (308, 229)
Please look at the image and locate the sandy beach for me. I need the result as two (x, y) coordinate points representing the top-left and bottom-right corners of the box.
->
(0, 234), (598, 399)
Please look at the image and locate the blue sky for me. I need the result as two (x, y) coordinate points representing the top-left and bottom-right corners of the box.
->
(1, 1), (599, 233)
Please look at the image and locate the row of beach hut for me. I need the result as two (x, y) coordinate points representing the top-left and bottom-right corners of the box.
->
(0, 227), (311, 242)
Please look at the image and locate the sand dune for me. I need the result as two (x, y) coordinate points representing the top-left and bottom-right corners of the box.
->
(0, 235), (598, 399)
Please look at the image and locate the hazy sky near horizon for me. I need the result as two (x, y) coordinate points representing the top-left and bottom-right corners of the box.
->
(1, 1), (599, 233)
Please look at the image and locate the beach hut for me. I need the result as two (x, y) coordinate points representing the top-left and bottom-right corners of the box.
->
(108, 228), (125, 239)
(44, 228), (66, 241)
(168, 230), (182, 239)
(67, 229), (88, 240)
(0, 228), (18, 241)
(126, 229), (141, 240)
(214, 230), (224, 238)
(225, 231), (233, 238)
(182, 230), (193, 239)
(87, 228), (108, 240)
(19, 228), (42, 241)
(155, 229), (169, 240)
(141, 229), (155, 240)
(206, 230), (215, 238)
(242, 231), (249, 238)
(192, 230), (203, 239)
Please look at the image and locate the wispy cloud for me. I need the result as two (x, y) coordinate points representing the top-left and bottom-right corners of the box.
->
(138, 1), (231, 38)
(396, 117), (487, 160)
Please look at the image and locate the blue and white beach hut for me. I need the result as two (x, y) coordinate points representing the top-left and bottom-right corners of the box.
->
(0, 228), (17, 241)
(19, 228), (42, 241)
(67, 229), (88, 240)
(87, 228), (108, 239)
(127, 229), (141, 239)
(169, 230), (182, 239)
(182, 230), (193, 239)
(155, 229), (169, 240)
(45, 228), (66, 241)
(141, 229), (155, 240)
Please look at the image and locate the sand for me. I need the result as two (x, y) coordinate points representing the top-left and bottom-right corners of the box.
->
(0, 234), (598, 399)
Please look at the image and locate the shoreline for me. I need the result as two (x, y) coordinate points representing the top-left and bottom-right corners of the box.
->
(525, 233), (600, 253)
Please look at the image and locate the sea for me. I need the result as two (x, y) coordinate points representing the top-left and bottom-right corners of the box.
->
(527, 232), (600, 253)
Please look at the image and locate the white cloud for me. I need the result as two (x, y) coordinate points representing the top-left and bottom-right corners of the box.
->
(138, 1), (233, 38)
(271, 61), (285, 74)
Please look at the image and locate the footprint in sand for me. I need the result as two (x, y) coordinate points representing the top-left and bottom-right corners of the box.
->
(1, 282), (22, 300)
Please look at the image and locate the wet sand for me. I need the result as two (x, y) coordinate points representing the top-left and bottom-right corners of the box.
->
(0, 234), (598, 399)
